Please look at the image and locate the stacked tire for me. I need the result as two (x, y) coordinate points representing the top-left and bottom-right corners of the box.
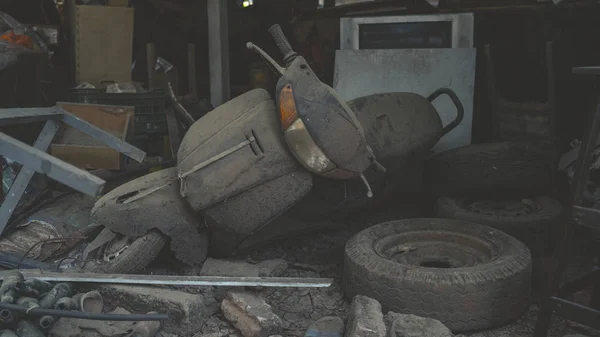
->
(343, 141), (562, 332)
(426, 141), (564, 257)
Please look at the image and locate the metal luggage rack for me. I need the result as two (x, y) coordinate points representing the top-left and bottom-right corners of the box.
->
(0, 107), (146, 236)
(534, 66), (600, 336)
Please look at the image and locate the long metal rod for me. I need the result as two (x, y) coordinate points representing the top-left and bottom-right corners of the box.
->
(3, 271), (333, 288)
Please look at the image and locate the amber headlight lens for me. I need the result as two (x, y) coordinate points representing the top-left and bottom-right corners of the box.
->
(279, 84), (298, 130)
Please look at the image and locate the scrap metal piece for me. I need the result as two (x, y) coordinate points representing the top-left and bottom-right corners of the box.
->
(0, 120), (59, 234)
(1, 270), (333, 288)
(0, 108), (61, 126)
(0, 132), (106, 197)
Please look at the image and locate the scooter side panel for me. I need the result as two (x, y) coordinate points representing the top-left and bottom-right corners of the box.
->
(90, 168), (208, 265)
(177, 90), (300, 213)
(204, 169), (313, 257)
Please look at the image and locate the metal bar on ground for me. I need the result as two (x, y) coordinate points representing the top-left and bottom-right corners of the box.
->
(58, 107), (146, 163)
(549, 297), (600, 329)
(0, 132), (106, 197)
(4, 270), (334, 288)
(0, 120), (60, 234)
(0, 108), (62, 126)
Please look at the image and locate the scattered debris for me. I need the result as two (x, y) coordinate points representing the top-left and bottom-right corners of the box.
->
(384, 312), (453, 337)
(345, 295), (386, 337)
(97, 284), (217, 336)
(304, 316), (345, 337)
(257, 259), (289, 277)
(16, 320), (45, 337)
(129, 312), (162, 337)
(49, 307), (138, 337)
(221, 291), (283, 337)
(200, 258), (260, 277)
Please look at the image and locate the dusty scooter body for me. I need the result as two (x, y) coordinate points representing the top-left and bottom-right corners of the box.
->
(85, 26), (377, 269)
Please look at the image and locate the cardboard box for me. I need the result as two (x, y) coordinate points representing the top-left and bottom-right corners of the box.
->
(51, 102), (134, 170)
(65, 1), (134, 86)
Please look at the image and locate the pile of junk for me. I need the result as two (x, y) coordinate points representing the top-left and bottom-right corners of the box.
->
(76, 25), (565, 332)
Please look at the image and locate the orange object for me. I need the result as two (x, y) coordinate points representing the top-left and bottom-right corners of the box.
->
(0, 31), (33, 49)
(279, 83), (298, 130)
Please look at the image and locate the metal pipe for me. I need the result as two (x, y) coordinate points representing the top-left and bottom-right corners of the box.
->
(54, 297), (77, 311)
(0, 271), (24, 295)
(38, 315), (55, 330)
(39, 283), (72, 308)
(0, 302), (167, 321)
(2, 271), (334, 288)
(0, 309), (13, 324)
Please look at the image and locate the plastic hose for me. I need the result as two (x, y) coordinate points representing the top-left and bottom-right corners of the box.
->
(0, 302), (168, 321)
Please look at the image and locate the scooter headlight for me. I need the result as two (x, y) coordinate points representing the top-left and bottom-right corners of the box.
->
(284, 118), (336, 174)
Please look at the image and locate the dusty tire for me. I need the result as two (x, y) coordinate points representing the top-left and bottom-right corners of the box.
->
(85, 228), (167, 274)
(434, 196), (564, 256)
(344, 218), (531, 332)
(426, 141), (557, 197)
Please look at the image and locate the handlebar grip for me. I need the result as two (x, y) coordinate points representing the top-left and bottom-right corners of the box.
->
(268, 24), (296, 64)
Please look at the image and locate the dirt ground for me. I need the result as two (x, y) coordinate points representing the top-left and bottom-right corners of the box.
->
(24, 192), (600, 337)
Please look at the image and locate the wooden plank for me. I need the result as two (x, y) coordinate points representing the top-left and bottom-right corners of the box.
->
(58, 106), (145, 163)
(50, 145), (122, 170)
(53, 103), (134, 170)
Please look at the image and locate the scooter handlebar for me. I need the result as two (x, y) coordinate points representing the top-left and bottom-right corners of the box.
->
(268, 24), (297, 64)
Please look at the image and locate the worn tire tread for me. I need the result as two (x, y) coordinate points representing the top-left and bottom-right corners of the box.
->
(426, 142), (557, 197)
(344, 219), (532, 332)
(87, 229), (167, 274)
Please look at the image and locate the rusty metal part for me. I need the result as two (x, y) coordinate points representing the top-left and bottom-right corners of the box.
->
(1, 270), (333, 288)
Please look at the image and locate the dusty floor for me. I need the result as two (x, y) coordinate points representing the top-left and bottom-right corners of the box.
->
(19, 192), (600, 337)
(190, 229), (600, 337)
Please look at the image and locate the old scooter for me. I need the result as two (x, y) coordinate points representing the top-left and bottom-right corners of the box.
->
(83, 25), (380, 273)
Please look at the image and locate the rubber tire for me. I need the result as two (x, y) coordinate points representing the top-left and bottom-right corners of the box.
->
(434, 196), (564, 256)
(426, 141), (557, 197)
(344, 218), (531, 332)
(86, 228), (168, 274)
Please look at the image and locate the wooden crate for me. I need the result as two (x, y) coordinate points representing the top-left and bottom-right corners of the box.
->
(50, 102), (134, 170)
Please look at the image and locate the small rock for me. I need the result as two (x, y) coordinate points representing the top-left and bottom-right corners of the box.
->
(200, 258), (260, 277)
(98, 285), (217, 336)
(385, 312), (453, 337)
(257, 259), (288, 277)
(130, 312), (162, 337)
(304, 316), (345, 337)
(221, 291), (283, 337)
(345, 295), (386, 337)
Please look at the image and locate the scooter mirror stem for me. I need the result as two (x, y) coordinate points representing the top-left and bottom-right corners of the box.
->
(246, 42), (285, 76)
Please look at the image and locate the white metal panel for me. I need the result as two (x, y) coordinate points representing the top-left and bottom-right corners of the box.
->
(334, 48), (476, 153)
